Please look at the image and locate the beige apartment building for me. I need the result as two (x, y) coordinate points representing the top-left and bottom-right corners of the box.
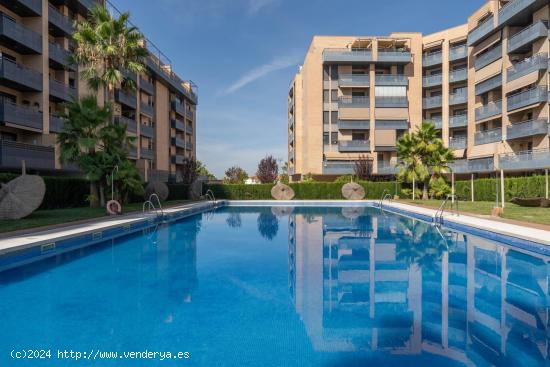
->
(288, 0), (550, 181)
(0, 0), (197, 182)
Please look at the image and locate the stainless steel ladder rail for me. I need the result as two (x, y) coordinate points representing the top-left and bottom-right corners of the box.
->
(378, 189), (391, 208)
(434, 194), (459, 224)
(142, 193), (164, 218)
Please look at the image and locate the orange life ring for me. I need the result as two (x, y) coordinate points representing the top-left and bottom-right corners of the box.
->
(106, 200), (122, 215)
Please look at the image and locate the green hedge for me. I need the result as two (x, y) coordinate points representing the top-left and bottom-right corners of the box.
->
(455, 175), (547, 202)
(205, 181), (403, 200)
(167, 183), (191, 200)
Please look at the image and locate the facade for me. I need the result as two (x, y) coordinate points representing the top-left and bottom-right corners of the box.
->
(288, 0), (550, 180)
(0, 0), (197, 182)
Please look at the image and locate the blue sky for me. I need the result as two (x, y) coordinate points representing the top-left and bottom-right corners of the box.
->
(113, 0), (485, 178)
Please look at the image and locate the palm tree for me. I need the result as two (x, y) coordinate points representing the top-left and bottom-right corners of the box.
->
(397, 121), (454, 200)
(72, 4), (148, 101)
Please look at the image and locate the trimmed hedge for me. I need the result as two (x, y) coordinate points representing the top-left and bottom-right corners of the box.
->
(205, 182), (403, 200)
(167, 183), (191, 200)
(455, 175), (547, 202)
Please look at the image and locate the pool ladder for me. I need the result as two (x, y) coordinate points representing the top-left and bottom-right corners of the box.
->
(143, 193), (164, 219)
(203, 189), (216, 202)
(378, 189), (392, 208)
(434, 194), (459, 225)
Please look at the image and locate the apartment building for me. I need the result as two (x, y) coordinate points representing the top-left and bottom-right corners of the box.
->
(288, 0), (550, 181)
(0, 0), (197, 182)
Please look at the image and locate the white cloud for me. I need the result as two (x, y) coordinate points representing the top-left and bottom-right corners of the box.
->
(247, 0), (279, 15)
(222, 55), (299, 94)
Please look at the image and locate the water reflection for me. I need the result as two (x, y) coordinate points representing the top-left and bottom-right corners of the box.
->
(226, 212), (242, 228)
(288, 207), (550, 366)
(257, 210), (279, 241)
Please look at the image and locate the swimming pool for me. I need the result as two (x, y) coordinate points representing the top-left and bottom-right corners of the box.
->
(0, 205), (549, 366)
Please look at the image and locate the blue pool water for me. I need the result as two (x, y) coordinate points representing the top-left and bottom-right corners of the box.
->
(0, 206), (549, 366)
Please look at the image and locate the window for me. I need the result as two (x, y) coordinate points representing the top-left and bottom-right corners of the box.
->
(323, 65), (330, 81)
(331, 111), (338, 123)
(352, 91), (366, 97)
(323, 90), (329, 102)
(323, 111), (329, 124)
(352, 132), (367, 141)
(331, 132), (338, 144)
(330, 66), (338, 80)
(331, 90), (338, 101)
(396, 65), (405, 74)
(323, 132), (329, 145)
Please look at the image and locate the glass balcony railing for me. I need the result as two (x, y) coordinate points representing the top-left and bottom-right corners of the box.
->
(507, 53), (548, 82)
(338, 140), (371, 152)
(499, 0), (539, 26)
(171, 118), (185, 131)
(375, 120), (408, 129)
(338, 120), (370, 130)
(0, 98), (43, 131)
(475, 128), (502, 145)
(475, 74), (502, 96)
(474, 44), (502, 70)
(450, 157), (494, 173)
(377, 162), (399, 175)
(140, 124), (155, 137)
(449, 114), (468, 128)
(499, 148), (550, 170)
(475, 100), (502, 121)
(449, 68), (467, 83)
(338, 96), (370, 108)
(507, 119), (548, 140)
(449, 89), (467, 105)
(323, 48), (373, 63)
(449, 136), (467, 150)
(49, 79), (76, 102)
(322, 161), (355, 175)
(468, 15), (495, 46)
(0, 140), (54, 170)
(0, 58), (42, 91)
(375, 74), (408, 86)
(4, 0), (42, 16)
(0, 14), (42, 53)
(115, 89), (137, 109)
(140, 102), (154, 117)
(49, 114), (64, 133)
(171, 137), (185, 148)
(49, 43), (75, 70)
(423, 95), (442, 109)
(377, 49), (412, 63)
(171, 154), (184, 165)
(48, 4), (74, 36)
(171, 100), (186, 115)
(114, 116), (137, 134)
(338, 74), (370, 87)
(426, 117), (442, 129)
(422, 51), (442, 67)
(449, 44), (468, 61)
(140, 148), (155, 160)
(508, 21), (548, 54)
(375, 96), (408, 108)
(139, 77), (155, 95)
(507, 86), (547, 111)
(423, 74), (442, 88)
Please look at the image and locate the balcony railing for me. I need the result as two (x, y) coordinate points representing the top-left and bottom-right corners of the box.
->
(171, 100), (186, 115)
(449, 114), (468, 128)
(475, 74), (502, 96)
(508, 21), (548, 53)
(140, 124), (154, 138)
(375, 120), (408, 130)
(171, 137), (185, 148)
(338, 96), (370, 108)
(322, 161), (355, 175)
(185, 124), (193, 134)
(338, 140), (370, 152)
(507, 86), (547, 111)
(115, 89), (137, 109)
(322, 48), (373, 63)
(422, 51), (442, 67)
(377, 49), (412, 63)
(449, 89), (467, 105)
(499, 0), (541, 26)
(375, 96), (408, 108)
(0, 13), (42, 53)
(49, 114), (64, 133)
(475, 128), (502, 145)
(449, 44), (468, 61)
(114, 116), (137, 133)
(450, 157), (494, 173)
(449, 68), (468, 83)
(140, 148), (155, 160)
(468, 15), (495, 46)
(375, 74), (408, 86)
(423, 95), (442, 109)
(0, 99), (42, 130)
(475, 100), (502, 121)
(338, 120), (370, 130)
(140, 102), (154, 117)
(499, 148), (550, 170)
(171, 154), (184, 165)
(185, 141), (194, 150)
(185, 109), (194, 120)
(423, 74), (442, 88)
(139, 77), (155, 95)
(338, 74), (370, 87)
(49, 79), (76, 101)
(48, 4), (73, 35)
(426, 117), (442, 129)
(145, 55), (198, 104)
(171, 118), (185, 131)
(507, 53), (548, 82)
(474, 44), (502, 70)
(0, 140), (54, 170)
(377, 162), (399, 175)
(449, 136), (467, 150)
(507, 119), (548, 140)
(4, 0), (42, 16)
(0, 58), (42, 91)
(48, 43), (74, 70)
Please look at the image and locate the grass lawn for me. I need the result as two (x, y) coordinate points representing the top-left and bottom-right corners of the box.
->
(0, 200), (190, 235)
(399, 199), (550, 227)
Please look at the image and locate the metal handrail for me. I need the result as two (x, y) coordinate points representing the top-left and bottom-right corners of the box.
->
(143, 193), (164, 218)
(379, 189), (391, 208)
(435, 194), (459, 224)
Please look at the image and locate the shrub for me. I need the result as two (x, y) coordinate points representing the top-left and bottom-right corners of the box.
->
(167, 183), (191, 200)
(224, 166), (248, 184)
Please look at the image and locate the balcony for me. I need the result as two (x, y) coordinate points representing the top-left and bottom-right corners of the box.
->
(338, 74), (370, 87)
(171, 100), (186, 115)
(498, 0), (545, 26)
(338, 120), (370, 130)
(338, 140), (370, 152)
(475, 100), (502, 121)
(423, 95), (442, 109)
(475, 128), (502, 145)
(449, 136), (467, 150)
(145, 55), (197, 104)
(508, 21), (548, 54)
(423, 51), (442, 67)
(449, 68), (467, 83)
(139, 77), (154, 95)
(0, 99), (42, 131)
(375, 74), (408, 86)
(49, 79), (76, 102)
(0, 140), (54, 170)
(0, 13), (42, 54)
(48, 4), (73, 36)
(322, 161), (355, 175)
(426, 117), (442, 129)
(474, 44), (502, 70)
(449, 44), (468, 61)
(375, 96), (408, 108)
(377, 162), (399, 175)
(322, 48), (373, 63)
(507, 86), (547, 112)
(1, 0), (42, 16)
(186, 124), (193, 134)
(140, 124), (154, 138)
(140, 102), (154, 117)
(375, 144), (397, 152)
(185, 109), (194, 120)
(171, 154), (184, 165)
(375, 120), (408, 130)
(186, 141), (193, 151)
(475, 74), (502, 95)
(499, 148), (550, 170)
(377, 49), (412, 63)
(171, 118), (185, 131)
(468, 15), (495, 46)
(449, 114), (468, 128)
(115, 89), (137, 109)
(140, 148), (154, 160)
(171, 137), (185, 148)
(449, 89), (467, 105)
(507, 119), (548, 140)
(0, 58), (42, 91)
(49, 43), (75, 70)
(49, 114), (64, 133)
(289, 115), (294, 127)
(423, 74), (442, 88)
(338, 96), (370, 108)
(507, 53), (548, 82)
(114, 116), (137, 134)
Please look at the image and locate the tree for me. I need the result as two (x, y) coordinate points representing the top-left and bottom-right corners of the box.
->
(354, 154), (373, 180)
(196, 161), (215, 180)
(397, 121), (454, 200)
(72, 4), (147, 100)
(256, 155), (278, 184)
(224, 166), (248, 184)
(180, 158), (199, 185)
